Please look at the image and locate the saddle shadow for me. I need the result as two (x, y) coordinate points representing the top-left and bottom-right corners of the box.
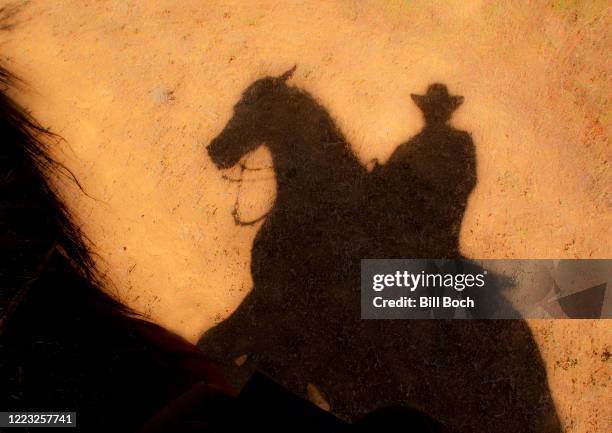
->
(198, 70), (560, 433)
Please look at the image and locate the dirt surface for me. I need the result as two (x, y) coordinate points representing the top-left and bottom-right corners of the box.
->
(0, 1), (610, 432)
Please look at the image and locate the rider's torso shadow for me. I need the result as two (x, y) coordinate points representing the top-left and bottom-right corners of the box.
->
(198, 72), (561, 433)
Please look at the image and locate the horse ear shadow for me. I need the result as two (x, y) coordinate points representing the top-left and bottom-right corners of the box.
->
(278, 65), (297, 82)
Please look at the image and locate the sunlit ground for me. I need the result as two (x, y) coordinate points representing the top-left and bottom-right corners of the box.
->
(1, 1), (609, 431)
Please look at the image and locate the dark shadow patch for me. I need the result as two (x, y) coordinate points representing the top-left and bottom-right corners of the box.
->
(199, 71), (561, 433)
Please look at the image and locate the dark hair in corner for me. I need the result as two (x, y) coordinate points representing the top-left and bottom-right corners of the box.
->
(0, 64), (232, 431)
(0, 65), (131, 330)
(0, 65), (151, 416)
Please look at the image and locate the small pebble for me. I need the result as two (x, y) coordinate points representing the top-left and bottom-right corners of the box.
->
(151, 87), (175, 104)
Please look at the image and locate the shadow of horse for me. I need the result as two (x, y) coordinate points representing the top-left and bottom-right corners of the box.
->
(198, 68), (560, 433)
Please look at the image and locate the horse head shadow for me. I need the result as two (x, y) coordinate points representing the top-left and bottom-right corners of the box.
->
(199, 68), (560, 433)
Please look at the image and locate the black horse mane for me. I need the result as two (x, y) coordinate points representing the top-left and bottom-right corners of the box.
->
(0, 66), (130, 329)
(0, 65), (238, 430)
(0, 65), (159, 420)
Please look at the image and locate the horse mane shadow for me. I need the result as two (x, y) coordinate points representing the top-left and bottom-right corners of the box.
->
(198, 71), (561, 433)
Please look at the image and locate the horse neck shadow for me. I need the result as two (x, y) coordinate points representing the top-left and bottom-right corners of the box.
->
(208, 77), (367, 203)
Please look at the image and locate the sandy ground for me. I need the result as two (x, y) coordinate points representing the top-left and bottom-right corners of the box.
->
(1, 1), (610, 431)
